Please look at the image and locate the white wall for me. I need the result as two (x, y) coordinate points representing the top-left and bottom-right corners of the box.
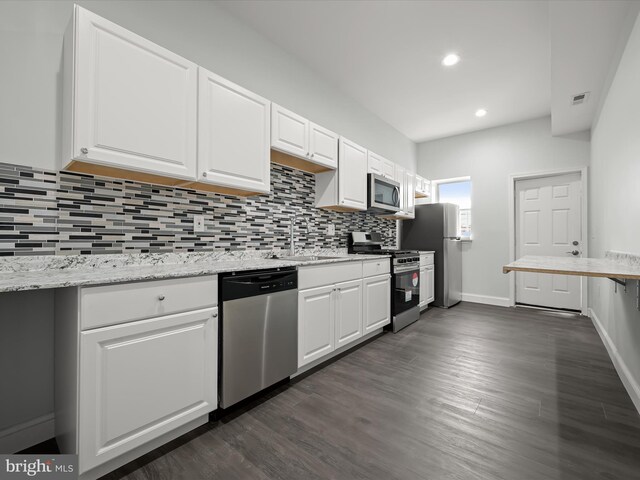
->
(416, 116), (590, 303)
(589, 12), (640, 412)
(0, 290), (55, 452)
(0, 0), (416, 171)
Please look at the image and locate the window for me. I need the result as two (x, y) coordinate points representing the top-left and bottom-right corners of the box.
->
(434, 177), (472, 240)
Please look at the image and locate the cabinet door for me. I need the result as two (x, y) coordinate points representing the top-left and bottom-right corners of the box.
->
(395, 165), (406, 214)
(198, 68), (270, 193)
(309, 123), (338, 169)
(71, 6), (197, 180)
(419, 268), (428, 308)
(382, 159), (395, 179)
(78, 307), (217, 473)
(406, 171), (416, 218)
(298, 285), (335, 367)
(271, 104), (309, 159)
(335, 279), (363, 348)
(338, 138), (368, 210)
(427, 266), (435, 304)
(367, 151), (383, 176)
(363, 274), (390, 333)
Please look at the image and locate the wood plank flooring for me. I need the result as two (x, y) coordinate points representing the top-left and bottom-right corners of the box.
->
(103, 302), (640, 480)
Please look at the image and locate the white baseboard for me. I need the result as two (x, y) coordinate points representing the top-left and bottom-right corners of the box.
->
(0, 413), (55, 453)
(589, 308), (640, 414)
(461, 293), (511, 307)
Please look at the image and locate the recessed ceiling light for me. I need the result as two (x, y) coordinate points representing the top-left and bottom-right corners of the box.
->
(441, 53), (460, 67)
(475, 109), (488, 117)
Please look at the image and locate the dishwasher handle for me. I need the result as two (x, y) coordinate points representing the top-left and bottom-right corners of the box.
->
(221, 268), (298, 301)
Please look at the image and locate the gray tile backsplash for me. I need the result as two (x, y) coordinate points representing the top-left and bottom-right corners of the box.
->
(0, 162), (397, 256)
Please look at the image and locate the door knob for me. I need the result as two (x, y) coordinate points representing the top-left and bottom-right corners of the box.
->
(566, 250), (580, 256)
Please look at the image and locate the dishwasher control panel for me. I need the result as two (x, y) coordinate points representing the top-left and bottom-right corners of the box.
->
(221, 267), (298, 301)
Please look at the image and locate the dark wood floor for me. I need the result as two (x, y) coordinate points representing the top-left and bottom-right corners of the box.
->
(105, 302), (640, 480)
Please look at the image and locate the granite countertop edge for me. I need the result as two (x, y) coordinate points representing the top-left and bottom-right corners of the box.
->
(0, 253), (391, 293)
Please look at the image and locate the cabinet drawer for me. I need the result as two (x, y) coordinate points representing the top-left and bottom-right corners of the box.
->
(298, 261), (362, 290)
(362, 258), (390, 277)
(80, 275), (218, 330)
(420, 253), (434, 267)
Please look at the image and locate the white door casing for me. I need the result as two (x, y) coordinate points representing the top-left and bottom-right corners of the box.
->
(515, 172), (582, 310)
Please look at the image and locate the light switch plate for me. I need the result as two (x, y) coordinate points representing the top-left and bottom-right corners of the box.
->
(193, 215), (205, 233)
(327, 223), (335, 236)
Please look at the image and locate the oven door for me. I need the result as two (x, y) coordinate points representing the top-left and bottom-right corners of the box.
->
(392, 265), (420, 315)
(368, 174), (400, 213)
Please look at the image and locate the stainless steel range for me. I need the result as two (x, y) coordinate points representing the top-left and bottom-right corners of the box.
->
(349, 232), (421, 332)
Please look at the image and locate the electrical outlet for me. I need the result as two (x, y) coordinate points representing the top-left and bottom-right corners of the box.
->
(193, 215), (205, 233)
(327, 223), (335, 236)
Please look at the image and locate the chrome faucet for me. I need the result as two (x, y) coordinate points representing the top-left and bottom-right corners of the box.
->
(289, 213), (297, 256)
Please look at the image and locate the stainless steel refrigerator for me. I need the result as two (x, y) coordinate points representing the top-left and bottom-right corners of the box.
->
(401, 203), (462, 308)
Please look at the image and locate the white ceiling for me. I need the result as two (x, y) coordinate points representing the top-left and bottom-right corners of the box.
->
(216, 0), (637, 143)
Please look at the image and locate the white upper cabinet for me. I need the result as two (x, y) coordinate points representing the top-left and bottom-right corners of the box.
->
(63, 5), (198, 182)
(309, 123), (339, 169)
(367, 151), (384, 176)
(395, 164), (407, 215)
(382, 158), (395, 179)
(271, 104), (338, 171)
(338, 138), (368, 210)
(271, 104), (309, 159)
(368, 151), (395, 180)
(415, 175), (431, 198)
(197, 68), (271, 194)
(405, 171), (416, 219)
(316, 137), (367, 211)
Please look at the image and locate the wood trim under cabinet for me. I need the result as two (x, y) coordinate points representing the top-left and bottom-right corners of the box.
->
(64, 160), (190, 188)
(270, 149), (333, 174)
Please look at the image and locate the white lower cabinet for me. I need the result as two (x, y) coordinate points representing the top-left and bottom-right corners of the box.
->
(419, 265), (435, 309)
(363, 274), (391, 333)
(298, 285), (335, 367)
(55, 275), (218, 479)
(298, 261), (389, 368)
(334, 279), (363, 348)
(79, 308), (217, 473)
(427, 266), (435, 304)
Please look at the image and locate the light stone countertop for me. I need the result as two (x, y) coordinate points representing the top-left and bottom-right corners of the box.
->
(503, 252), (640, 280)
(0, 250), (390, 293)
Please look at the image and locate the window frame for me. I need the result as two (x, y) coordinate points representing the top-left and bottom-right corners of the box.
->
(431, 176), (473, 241)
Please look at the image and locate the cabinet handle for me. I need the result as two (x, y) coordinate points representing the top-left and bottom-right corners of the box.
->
(80, 147), (88, 154)
(158, 294), (165, 301)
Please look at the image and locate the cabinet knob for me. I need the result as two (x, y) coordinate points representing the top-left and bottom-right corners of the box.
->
(202, 172), (207, 177)
(311, 153), (315, 158)
(80, 147), (88, 154)
(158, 294), (165, 301)
(212, 312), (218, 318)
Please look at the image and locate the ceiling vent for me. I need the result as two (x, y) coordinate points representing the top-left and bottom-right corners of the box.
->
(570, 91), (590, 106)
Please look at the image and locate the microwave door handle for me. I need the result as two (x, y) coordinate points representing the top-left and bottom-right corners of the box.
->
(392, 186), (400, 206)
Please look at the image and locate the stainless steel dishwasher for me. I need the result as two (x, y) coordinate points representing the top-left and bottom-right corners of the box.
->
(219, 267), (298, 409)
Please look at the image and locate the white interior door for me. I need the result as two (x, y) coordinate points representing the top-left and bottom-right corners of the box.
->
(515, 173), (582, 310)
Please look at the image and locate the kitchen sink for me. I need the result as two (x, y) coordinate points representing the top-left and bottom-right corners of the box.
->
(278, 255), (343, 262)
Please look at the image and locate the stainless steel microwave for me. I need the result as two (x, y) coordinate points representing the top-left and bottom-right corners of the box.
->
(367, 173), (401, 213)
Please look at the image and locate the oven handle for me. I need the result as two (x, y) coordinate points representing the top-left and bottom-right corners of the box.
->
(394, 265), (420, 274)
